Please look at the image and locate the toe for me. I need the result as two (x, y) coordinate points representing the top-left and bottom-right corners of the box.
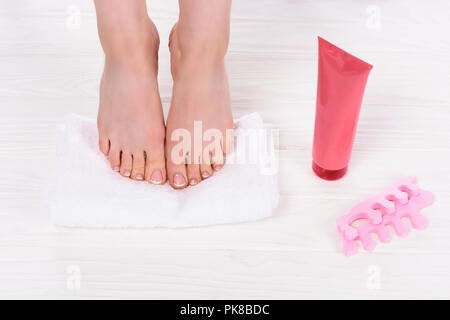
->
(108, 146), (121, 172)
(99, 135), (110, 156)
(166, 156), (188, 189)
(168, 164), (188, 189)
(120, 151), (132, 177)
(166, 138), (188, 189)
(173, 171), (187, 188)
(148, 169), (164, 185)
(187, 164), (201, 186)
(131, 151), (145, 181)
(212, 162), (224, 172)
(200, 151), (213, 180)
(211, 147), (225, 172)
(200, 162), (213, 180)
(167, 166), (187, 189)
(172, 170), (188, 189)
(145, 146), (166, 185)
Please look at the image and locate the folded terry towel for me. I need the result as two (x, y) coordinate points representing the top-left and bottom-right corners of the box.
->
(48, 113), (279, 228)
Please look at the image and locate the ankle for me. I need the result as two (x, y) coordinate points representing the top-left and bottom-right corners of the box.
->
(170, 24), (229, 64)
(99, 18), (160, 62)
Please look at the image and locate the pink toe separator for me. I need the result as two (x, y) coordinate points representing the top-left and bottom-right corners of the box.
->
(336, 177), (435, 256)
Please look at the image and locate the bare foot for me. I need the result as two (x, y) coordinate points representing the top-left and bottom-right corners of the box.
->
(96, 17), (166, 185)
(165, 24), (233, 189)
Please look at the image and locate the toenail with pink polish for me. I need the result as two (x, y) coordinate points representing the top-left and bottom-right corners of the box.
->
(123, 170), (131, 177)
(113, 166), (120, 172)
(150, 170), (163, 184)
(173, 174), (186, 187)
(135, 174), (144, 180)
(190, 179), (198, 186)
(214, 165), (223, 171)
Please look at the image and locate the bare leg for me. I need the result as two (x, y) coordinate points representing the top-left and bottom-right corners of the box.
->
(166, 0), (233, 189)
(94, 0), (166, 184)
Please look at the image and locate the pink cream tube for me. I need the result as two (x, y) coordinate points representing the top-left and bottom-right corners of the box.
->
(312, 37), (373, 180)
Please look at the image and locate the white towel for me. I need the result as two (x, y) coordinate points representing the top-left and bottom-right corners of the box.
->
(48, 113), (279, 228)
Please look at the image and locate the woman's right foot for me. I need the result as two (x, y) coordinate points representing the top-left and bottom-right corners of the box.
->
(95, 7), (166, 185)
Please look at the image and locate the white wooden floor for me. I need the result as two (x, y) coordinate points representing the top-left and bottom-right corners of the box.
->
(1, 0), (450, 299)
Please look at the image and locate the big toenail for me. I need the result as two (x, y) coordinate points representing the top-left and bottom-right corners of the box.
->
(173, 174), (186, 187)
(150, 170), (163, 184)
(202, 171), (210, 178)
(135, 174), (144, 180)
(190, 179), (198, 186)
(123, 170), (131, 177)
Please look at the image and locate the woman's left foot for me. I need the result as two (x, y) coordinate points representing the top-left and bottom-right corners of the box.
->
(165, 24), (233, 189)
